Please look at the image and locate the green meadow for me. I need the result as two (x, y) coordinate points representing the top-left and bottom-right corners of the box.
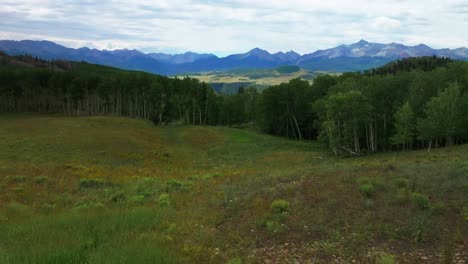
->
(0, 114), (466, 263)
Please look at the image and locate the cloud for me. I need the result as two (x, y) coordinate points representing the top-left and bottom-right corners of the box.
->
(372, 17), (401, 31)
(0, 0), (466, 55)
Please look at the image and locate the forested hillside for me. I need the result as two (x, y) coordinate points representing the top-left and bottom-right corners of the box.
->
(0, 53), (220, 125)
(1, 54), (468, 155)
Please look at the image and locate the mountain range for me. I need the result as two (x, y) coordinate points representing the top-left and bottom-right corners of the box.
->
(1, 39), (467, 75)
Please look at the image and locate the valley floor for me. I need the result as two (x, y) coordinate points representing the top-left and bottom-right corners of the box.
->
(0, 114), (466, 263)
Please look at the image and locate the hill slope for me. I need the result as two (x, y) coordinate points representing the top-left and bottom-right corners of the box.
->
(0, 115), (466, 263)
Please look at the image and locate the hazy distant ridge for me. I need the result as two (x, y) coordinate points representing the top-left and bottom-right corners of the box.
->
(1, 39), (467, 75)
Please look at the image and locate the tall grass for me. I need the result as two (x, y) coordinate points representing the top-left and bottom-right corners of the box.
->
(0, 207), (185, 263)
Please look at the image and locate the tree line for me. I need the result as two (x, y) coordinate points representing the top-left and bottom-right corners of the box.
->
(256, 58), (468, 155)
(0, 55), (223, 125)
(1, 54), (468, 155)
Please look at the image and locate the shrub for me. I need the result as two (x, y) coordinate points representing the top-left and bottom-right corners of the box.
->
(79, 179), (110, 189)
(110, 192), (126, 203)
(129, 195), (145, 204)
(166, 179), (184, 192)
(159, 193), (170, 207)
(379, 254), (395, 264)
(265, 220), (282, 233)
(411, 193), (430, 210)
(359, 183), (375, 198)
(270, 199), (290, 215)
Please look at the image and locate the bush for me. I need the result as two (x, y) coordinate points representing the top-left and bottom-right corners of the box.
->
(79, 179), (111, 190)
(411, 193), (430, 210)
(166, 179), (184, 192)
(129, 195), (145, 204)
(359, 183), (375, 198)
(379, 254), (395, 264)
(270, 199), (290, 215)
(110, 192), (126, 203)
(159, 193), (170, 207)
(265, 220), (282, 233)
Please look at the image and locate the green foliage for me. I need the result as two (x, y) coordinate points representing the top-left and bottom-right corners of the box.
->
(276, 65), (301, 74)
(359, 183), (375, 198)
(2, 52), (468, 154)
(395, 178), (409, 189)
(378, 254), (396, 264)
(8, 175), (27, 183)
(129, 195), (146, 204)
(418, 83), (463, 147)
(79, 179), (111, 190)
(443, 240), (455, 264)
(5, 202), (33, 216)
(0, 208), (183, 263)
(366, 56), (454, 75)
(462, 206), (468, 221)
(270, 199), (290, 215)
(227, 257), (242, 264)
(411, 193), (430, 210)
(158, 193), (170, 207)
(391, 102), (416, 150)
(265, 220), (282, 233)
(40, 203), (56, 213)
(166, 179), (185, 192)
(34, 176), (49, 185)
(394, 189), (410, 204)
(0, 115), (468, 261)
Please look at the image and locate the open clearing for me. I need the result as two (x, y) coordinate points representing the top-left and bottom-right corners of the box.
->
(0, 115), (466, 263)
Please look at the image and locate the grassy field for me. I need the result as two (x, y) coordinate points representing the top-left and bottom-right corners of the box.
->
(185, 67), (332, 93)
(0, 115), (467, 263)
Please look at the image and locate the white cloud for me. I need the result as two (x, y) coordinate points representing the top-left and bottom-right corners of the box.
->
(372, 16), (402, 31)
(0, 0), (466, 55)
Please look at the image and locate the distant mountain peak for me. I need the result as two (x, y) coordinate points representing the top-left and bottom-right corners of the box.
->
(1, 39), (467, 75)
(356, 39), (369, 45)
(247, 47), (270, 54)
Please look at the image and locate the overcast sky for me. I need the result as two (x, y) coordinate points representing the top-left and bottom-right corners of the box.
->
(1, 0), (467, 55)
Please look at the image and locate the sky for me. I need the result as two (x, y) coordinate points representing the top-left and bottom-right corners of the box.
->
(0, 0), (467, 56)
